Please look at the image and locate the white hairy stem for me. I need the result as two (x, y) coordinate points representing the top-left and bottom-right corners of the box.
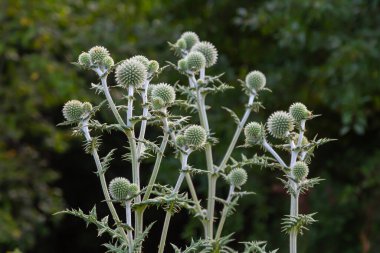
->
(263, 139), (288, 168)
(218, 94), (255, 172)
(158, 153), (189, 253)
(127, 85), (134, 127)
(215, 185), (235, 240)
(125, 200), (134, 252)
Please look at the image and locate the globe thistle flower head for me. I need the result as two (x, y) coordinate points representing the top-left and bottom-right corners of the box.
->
(184, 125), (207, 148)
(82, 102), (93, 114)
(78, 52), (91, 67)
(102, 56), (114, 69)
(186, 51), (206, 72)
(109, 177), (130, 201)
(267, 111), (294, 139)
(62, 100), (84, 122)
(148, 60), (159, 74)
(115, 59), (147, 88)
(244, 122), (264, 145)
(127, 183), (139, 196)
(151, 83), (176, 106)
(228, 168), (248, 187)
(176, 38), (187, 50)
(151, 96), (165, 110)
(177, 59), (188, 72)
(191, 41), (218, 67)
(180, 31), (200, 50)
(89, 46), (109, 64)
(245, 70), (266, 92)
(292, 161), (309, 181)
(289, 102), (311, 122)
(130, 55), (150, 69)
(175, 134), (187, 147)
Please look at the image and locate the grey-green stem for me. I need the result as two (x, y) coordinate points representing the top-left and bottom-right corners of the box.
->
(81, 121), (128, 242)
(215, 185), (235, 240)
(157, 153), (189, 253)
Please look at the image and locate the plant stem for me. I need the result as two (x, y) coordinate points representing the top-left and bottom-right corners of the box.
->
(81, 123), (128, 241)
(191, 73), (216, 239)
(263, 139), (288, 168)
(218, 94), (255, 172)
(215, 185), (235, 240)
(157, 154), (188, 253)
(125, 200), (134, 252)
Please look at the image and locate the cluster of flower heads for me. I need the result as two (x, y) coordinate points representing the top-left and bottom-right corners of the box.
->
(62, 100), (93, 122)
(244, 102), (311, 143)
(109, 177), (139, 201)
(175, 32), (218, 72)
(78, 46), (114, 70)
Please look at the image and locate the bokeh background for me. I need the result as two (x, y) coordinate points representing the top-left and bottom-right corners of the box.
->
(1, 0), (380, 252)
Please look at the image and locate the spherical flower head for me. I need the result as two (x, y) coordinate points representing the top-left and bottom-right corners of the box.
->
(292, 161), (309, 181)
(115, 59), (147, 88)
(176, 38), (187, 50)
(228, 168), (248, 187)
(151, 83), (176, 105)
(78, 52), (91, 67)
(62, 100), (84, 122)
(127, 183), (139, 196)
(151, 96), (165, 110)
(191, 41), (218, 68)
(89, 46), (109, 64)
(244, 122), (264, 145)
(82, 102), (93, 114)
(245, 70), (266, 92)
(175, 134), (187, 147)
(109, 177), (130, 201)
(130, 55), (150, 69)
(102, 56), (114, 69)
(267, 111), (294, 139)
(184, 125), (207, 148)
(148, 60), (159, 74)
(180, 31), (200, 50)
(178, 59), (188, 72)
(186, 51), (206, 72)
(289, 102), (310, 122)
(293, 133), (309, 146)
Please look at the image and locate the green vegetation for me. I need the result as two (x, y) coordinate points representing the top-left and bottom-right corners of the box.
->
(1, 0), (379, 252)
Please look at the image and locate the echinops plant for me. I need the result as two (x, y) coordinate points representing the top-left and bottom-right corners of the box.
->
(57, 31), (332, 253)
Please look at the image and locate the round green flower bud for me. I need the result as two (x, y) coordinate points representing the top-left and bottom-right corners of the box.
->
(245, 70), (266, 92)
(180, 31), (200, 49)
(151, 83), (176, 105)
(148, 60), (159, 74)
(89, 46), (109, 63)
(292, 161), (309, 181)
(267, 111), (294, 139)
(289, 102), (310, 122)
(191, 41), (218, 67)
(186, 51), (206, 72)
(244, 122), (263, 145)
(176, 38), (187, 50)
(147, 84), (156, 100)
(130, 55), (150, 69)
(82, 102), (93, 113)
(175, 134), (187, 147)
(228, 168), (248, 187)
(115, 59), (147, 88)
(293, 133), (309, 146)
(178, 59), (188, 72)
(102, 56), (114, 69)
(109, 177), (130, 201)
(184, 125), (207, 148)
(78, 52), (91, 67)
(62, 100), (84, 122)
(127, 183), (139, 196)
(151, 96), (165, 110)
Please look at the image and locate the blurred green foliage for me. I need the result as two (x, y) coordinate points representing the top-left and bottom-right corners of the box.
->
(1, 0), (380, 252)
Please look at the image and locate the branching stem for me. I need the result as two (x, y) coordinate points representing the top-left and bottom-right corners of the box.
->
(215, 185), (235, 240)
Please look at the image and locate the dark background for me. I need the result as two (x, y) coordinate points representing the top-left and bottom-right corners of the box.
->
(1, 0), (380, 252)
